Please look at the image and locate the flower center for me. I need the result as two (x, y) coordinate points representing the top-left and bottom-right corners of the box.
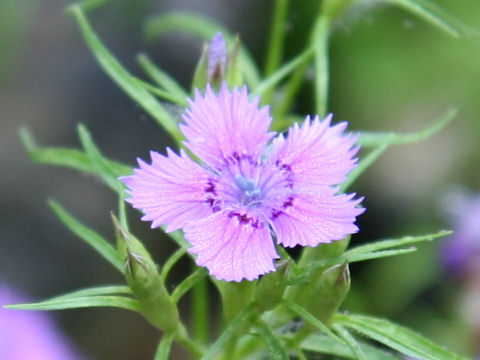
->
(234, 174), (261, 205)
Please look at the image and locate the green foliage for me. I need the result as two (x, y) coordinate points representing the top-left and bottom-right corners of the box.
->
(67, 5), (183, 143)
(143, 12), (260, 87)
(380, 0), (473, 38)
(301, 334), (399, 359)
(15, 0), (475, 358)
(334, 313), (468, 360)
(49, 200), (123, 272)
(6, 286), (140, 312)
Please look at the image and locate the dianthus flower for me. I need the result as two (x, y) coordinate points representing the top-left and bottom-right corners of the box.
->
(121, 84), (364, 281)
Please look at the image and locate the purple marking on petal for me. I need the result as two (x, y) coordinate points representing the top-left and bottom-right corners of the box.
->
(271, 186), (364, 248)
(185, 212), (278, 281)
(123, 86), (365, 281)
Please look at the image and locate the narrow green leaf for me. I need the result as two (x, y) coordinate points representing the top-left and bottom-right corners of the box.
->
(49, 200), (123, 272)
(200, 302), (258, 360)
(154, 333), (175, 360)
(171, 268), (208, 304)
(313, 15), (331, 117)
(344, 230), (452, 258)
(78, 124), (120, 191)
(133, 77), (188, 106)
(5, 295), (140, 312)
(301, 334), (399, 360)
(255, 320), (289, 360)
(137, 53), (189, 100)
(288, 248), (418, 285)
(160, 247), (187, 283)
(67, 5), (182, 142)
(253, 46), (314, 97)
(334, 313), (468, 360)
(358, 109), (456, 147)
(332, 323), (367, 360)
(19, 127), (132, 178)
(381, 0), (462, 38)
(166, 230), (191, 251)
(51, 285), (132, 300)
(143, 12), (261, 87)
(70, 0), (110, 12)
(284, 300), (342, 343)
(340, 139), (391, 192)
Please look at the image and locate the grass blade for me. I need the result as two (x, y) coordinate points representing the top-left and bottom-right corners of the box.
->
(171, 268), (208, 304)
(5, 295), (140, 312)
(20, 127), (132, 178)
(344, 230), (452, 257)
(284, 300), (342, 343)
(51, 285), (131, 300)
(255, 320), (289, 360)
(334, 313), (468, 360)
(137, 53), (189, 100)
(49, 200), (123, 272)
(358, 109), (456, 147)
(301, 333), (399, 360)
(381, 0), (463, 38)
(200, 303), (258, 360)
(341, 139), (391, 192)
(67, 5), (182, 142)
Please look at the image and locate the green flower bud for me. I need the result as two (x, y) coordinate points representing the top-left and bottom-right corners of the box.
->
(191, 33), (243, 92)
(215, 279), (256, 322)
(112, 215), (179, 333)
(255, 260), (291, 311)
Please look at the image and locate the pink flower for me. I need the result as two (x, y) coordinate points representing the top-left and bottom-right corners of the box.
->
(122, 84), (364, 281)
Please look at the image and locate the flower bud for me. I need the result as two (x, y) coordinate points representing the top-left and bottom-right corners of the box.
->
(191, 32), (243, 92)
(255, 260), (291, 311)
(285, 262), (350, 324)
(215, 279), (256, 322)
(112, 215), (179, 333)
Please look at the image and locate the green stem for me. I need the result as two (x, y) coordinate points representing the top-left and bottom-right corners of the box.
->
(193, 275), (209, 344)
(175, 325), (206, 359)
(312, 14), (331, 117)
(273, 58), (310, 120)
(263, 0), (290, 104)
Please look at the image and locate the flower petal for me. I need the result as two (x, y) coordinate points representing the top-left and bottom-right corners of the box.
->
(120, 149), (212, 232)
(181, 84), (274, 168)
(269, 114), (359, 186)
(271, 186), (364, 248)
(185, 212), (279, 281)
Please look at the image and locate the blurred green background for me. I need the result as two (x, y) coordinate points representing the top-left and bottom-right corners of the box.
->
(1, 0), (479, 358)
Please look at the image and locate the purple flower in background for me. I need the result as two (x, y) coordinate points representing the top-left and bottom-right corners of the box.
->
(441, 191), (480, 276)
(122, 84), (364, 281)
(207, 32), (227, 81)
(0, 285), (82, 360)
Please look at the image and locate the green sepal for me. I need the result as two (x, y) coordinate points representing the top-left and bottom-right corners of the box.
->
(288, 262), (350, 324)
(224, 36), (243, 88)
(215, 279), (256, 323)
(191, 43), (208, 93)
(255, 259), (290, 311)
(298, 236), (350, 267)
(112, 214), (179, 333)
